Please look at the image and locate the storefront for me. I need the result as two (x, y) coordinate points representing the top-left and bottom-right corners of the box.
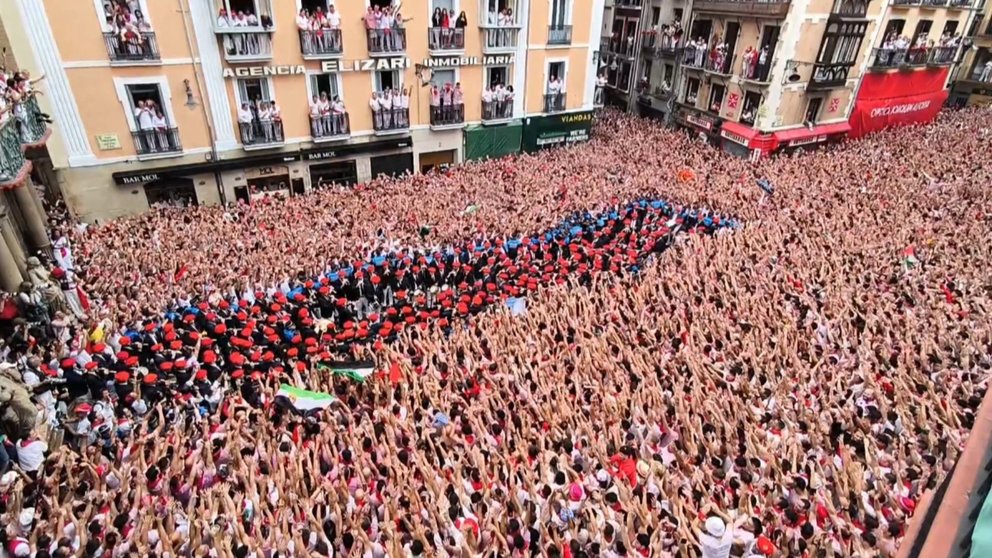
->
(144, 177), (198, 208)
(948, 83), (992, 109)
(370, 153), (415, 178)
(772, 122), (851, 153)
(521, 111), (594, 153)
(636, 95), (672, 124)
(675, 108), (721, 146)
(716, 121), (777, 159)
(419, 150), (456, 174)
(849, 69), (949, 138)
(464, 122), (523, 161)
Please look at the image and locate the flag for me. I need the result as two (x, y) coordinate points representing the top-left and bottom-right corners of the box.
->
(320, 360), (376, 383)
(756, 179), (774, 195)
(461, 204), (480, 216)
(903, 245), (919, 269)
(506, 297), (527, 316)
(174, 263), (189, 283)
(389, 362), (403, 385)
(275, 384), (335, 412)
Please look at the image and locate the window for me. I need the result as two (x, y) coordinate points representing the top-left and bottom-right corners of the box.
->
(642, 60), (653, 82)
(832, 0), (867, 17)
(548, 61), (565, 86)
(651, 8), (661, 26)
(685, 77), (700, 104)
(942, 21), (959, 37)
(125, 83), (171, 130)
(95, 0), (153, 31)
(309, 73), (341, 102)
(484, 0), (520, 23)
(884, 19), (905, 40)
(617, 61), (632, 92)
(741, 91), (762, 125)
(912, 20), (932, 44)
(486, 66), (509, 88)
(374, 70), (402, 92)
(431, 69), (456, 88)
(817, 22), (867, 65)
(236, 77), (272, 107)
(674, 9), (683, 22)
(217, 0), (272, 20)
(708, 84), (725, 113)
(664, 64), (674, 82)
(805, 97), (823, 124)
(550, 0), (570, 26)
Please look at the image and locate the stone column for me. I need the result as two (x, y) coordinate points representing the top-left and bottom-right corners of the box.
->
(12, 180), (50, 252)
(0, 214), (28, 276)
(0, 230), (23, 292)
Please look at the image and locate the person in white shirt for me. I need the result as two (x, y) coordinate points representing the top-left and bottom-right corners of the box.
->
(269, 100), (282, 141)
(482, 86), (494, 119)
(547, 76), (563, 111)
(380, 91), (393, 129)
(331, 96), (346, 134)
(133, 100), (155, 152)
(695, 511), (755, 558)
(297, 9), (313, 53)
(309, 94), (323, 136)
(327, 6), (342, 51)
(15, 435), (48, 474)
(430, 84), (441, 123)
(237, 102), (255, 144)
(399, 88), (410, 126)
(452, 82), (464, 121)
(216, 8), (230, 28)
(502, 85), (514, 117)
(369, 92), (382, 130)
(151, 110), (169, 152)
(258, 101), (274, 142)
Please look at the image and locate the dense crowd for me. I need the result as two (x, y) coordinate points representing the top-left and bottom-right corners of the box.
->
(1, 108), (991, 558)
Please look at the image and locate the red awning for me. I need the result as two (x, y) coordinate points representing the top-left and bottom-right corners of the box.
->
(773, 122), (852, 147)
(720, 121), (777, 151)
(720, 120), (761, 140)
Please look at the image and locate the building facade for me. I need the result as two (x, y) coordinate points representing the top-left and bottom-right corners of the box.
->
(949, 5), (992, 106)
(0, 0), (604, 222)
(601, 0), (978, 157)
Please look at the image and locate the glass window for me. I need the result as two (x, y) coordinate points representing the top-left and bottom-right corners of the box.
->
(236, 78), (271, 105)
(125, 83), (170, 129)
(309, 74), (340, 101)
(486, 66), (509, 88)
(374, 70), (401, 92)
(431, 69), (456, 87)
(708, 84), (725, 113)
(805, 97), (823, 124)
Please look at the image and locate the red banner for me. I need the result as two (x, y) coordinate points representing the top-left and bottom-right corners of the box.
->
(848, 68), (949, 138)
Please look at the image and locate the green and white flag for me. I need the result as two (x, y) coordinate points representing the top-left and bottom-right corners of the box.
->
(461, 204), (480, 216)
(320, 361), (376, 383)
(275, 384), (335, 412)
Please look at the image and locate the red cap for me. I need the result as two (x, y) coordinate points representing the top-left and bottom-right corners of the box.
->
(114, 372), (130, 383)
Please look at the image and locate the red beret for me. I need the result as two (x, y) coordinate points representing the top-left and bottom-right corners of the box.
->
(195, 370), (207, 381)
(119, 337), (131, 346)
(84, 362), (98, 370)
(160, 362), (173, 371)
(61, 358), (75, 368)
(126, 356), (139, 367)
(231, 369), (245, 379)
(169, 341), (182, 350)
(214, 324), (227, 335)
(115, 372), (130, 383)
(287, 348), (299, 357)
(143, 373), (158, 384)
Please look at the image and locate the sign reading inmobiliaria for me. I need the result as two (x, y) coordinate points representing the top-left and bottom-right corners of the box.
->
(848, 68), (949, 138)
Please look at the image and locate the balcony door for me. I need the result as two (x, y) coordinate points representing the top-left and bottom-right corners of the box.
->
(756, 25), (780, 80)
(723, 22), (740, 62)
(122, 81), (180, 154)
(550, 0), (570, 27)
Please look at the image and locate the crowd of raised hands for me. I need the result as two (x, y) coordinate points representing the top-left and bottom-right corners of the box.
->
(1, 107), (991, 558)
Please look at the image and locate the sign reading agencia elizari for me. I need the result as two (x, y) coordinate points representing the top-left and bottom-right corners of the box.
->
(222, 55), (516, 78)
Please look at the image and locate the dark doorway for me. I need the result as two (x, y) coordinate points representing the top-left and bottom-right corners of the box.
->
(234, 185), (250, 204)
(370, 153), (414, 179)
(144, 177), (197, 208)
(291, 178), (305, 196)
(723, 22), (740, 62)
(310, 160), (358, 189)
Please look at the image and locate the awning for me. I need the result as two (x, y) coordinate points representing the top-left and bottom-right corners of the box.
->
(773, 122), (852, 148)
(720, 121), (777, 151)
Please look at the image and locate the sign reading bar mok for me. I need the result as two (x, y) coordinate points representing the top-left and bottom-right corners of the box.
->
(223, 56), (515, 78)
(521, 111), (594, 153)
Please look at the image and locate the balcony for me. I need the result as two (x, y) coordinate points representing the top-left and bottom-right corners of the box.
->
(366, 27), (406, 56)
(131, 127), (182, 158)
(213, 0), (273, 33)
(605, 37), (636, 58)
(692, 0), (791, 17)
(372, 108), (410, 135)
(704, 53), (736, 77)
(429, 104), (465, 130)
(220, 32), (273, 62)
(831, 0), (868, 17)
(920, 0), (948, 7)
(548, 25), (572, 46)
(238, 120), (284, 150)
(103, 31), (160, 64)
(482, 28), (519, 53)
(643, 34), (680, 57)
(0, 94), (49, 184)
(543, 93), (566, 113)
(299, 29), (342, 59)
(614, 0), (644, 7)
(739, 58), (771, 84)
(948, 0), (974, 7)
(890, 0), (922, 5)
(869, 47), (933, 70)
(428, 28), (466, 54)
(310, 113), (350, 142)
(928, 46), (959, 66)
(968, 64), (992, 83)
(482, 99), (514, 123)
(808, 62), (853, 89)
(681, 46), (707, 70)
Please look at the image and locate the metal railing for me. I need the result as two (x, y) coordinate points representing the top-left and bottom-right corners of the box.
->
(366, 27), (406, 55)
(948, 0), (973, 7)
(131, 127), (181, 156)
(891, 0), (922, 5)
(681, 46), (708, 69)
(615, 0), (643, 6)
(372, 108), (410, 132)
(928, 46), (958, 65)
(0, 117), (25, 183)
(482, 99), (514, 120)
(869, 47), (929, 69)
(543, 93), (566, 113)
(104, 31), (160, 62)
(548, 25), (572, 45)
(299, 28), (343, 57)
(310, 113), (350, 140)
(692, 0), (792, 16)
(740, 59), (772, 82)
(606, 37), (637, 57)
(810, 62), (852, 88)
(920, 0), (948, 5)
(221, 32), (272, 60)
(238, 120), (284, 147)
(429, 103), (465, 127)
(428, 27), (465, 51)
(0, 93), (48, 182)
(482, 28), (519, 50)
(705, 53), (736, 75)
(20, 96), (48, 145)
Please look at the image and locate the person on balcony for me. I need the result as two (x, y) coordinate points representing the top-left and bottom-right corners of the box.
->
(431, 8), (443, 49)
(595, 74), (607, 105)
(365, 6), (381, 51)
(309, 93), (323, 137)
(152, 110), (169, 152)
(502, 85), (514, 118)
(482, 86), (494, 119)
(498, 9), (513, 47)
(399, 87), (410, 127)
(430, 83), (441, 124)
(547, 76), (563, 111)
(453, 82), (464, 121)
(238, 102), (255, 144)
(331, 96), (346, 135)
(297, 9), (314, 53)
(981, 60), (992, 83)
(327, 5), (342, 51)
(133, 99), (155, 153)
(741, 46), (757, 80)
(440, 8), (452, 49)
(493, 83), (506, 117)
(381, 90), (394, 129)
(270, 99), (283, 142)
(369, 91), (382, 130)
(216, 7), (231, 28)
(258, 101), (274, 143)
